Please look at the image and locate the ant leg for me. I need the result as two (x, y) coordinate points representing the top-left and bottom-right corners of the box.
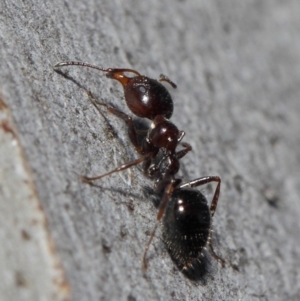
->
(142, 223), (158, 270)
(86, 91), (142, 154)
(159, 74), (177, 89)
(176, 142), (192, 160)
(177, 131), (185, 143)
(106, 107), (142, 153)
(180, 176), (221, 217)
(142, 181), (175, 269)
(209, 240), (225, 267)
(82, 157), (145, 183)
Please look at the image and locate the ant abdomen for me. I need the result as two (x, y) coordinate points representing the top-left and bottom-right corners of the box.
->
(122, 77), (174, 120)
(163, 188), (211, 271)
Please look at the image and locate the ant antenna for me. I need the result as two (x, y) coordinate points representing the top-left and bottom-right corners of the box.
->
(54, 61), (142, 77)
(159, 74), (177, 89)
(54, 61), (111, 72)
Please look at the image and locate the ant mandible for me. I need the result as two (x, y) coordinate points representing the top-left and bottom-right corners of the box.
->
(54, 61), (225, 273)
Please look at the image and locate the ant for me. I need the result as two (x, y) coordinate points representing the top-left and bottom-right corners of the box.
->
(54, 61), (225, 274)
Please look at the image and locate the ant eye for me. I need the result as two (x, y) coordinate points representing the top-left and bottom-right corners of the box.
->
(138, 85), (146, 93)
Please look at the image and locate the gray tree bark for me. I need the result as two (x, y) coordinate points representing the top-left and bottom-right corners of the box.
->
(1, 1), (300, 300)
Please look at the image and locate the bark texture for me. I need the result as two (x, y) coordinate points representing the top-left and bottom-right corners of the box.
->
(1, 1), (300, 300)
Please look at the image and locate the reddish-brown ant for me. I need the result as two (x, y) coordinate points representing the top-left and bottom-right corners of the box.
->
(54, 61), (225, 274)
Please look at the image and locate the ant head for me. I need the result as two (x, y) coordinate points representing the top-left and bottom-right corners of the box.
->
(123, 76), (174, 120)
(53, 61), (174, 120)
(104, 70), (174, 120)
(105, 68), (141, 87)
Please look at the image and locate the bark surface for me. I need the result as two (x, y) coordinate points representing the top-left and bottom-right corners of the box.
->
(1, 1), (300, 300)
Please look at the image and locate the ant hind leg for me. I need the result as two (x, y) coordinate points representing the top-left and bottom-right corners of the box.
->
(208, 236), (225, 267)
(180, 175), (221, 217)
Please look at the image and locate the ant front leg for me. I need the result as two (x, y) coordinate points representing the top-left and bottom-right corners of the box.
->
(176, 142), (192, 160)
(86, 91), (142, 154)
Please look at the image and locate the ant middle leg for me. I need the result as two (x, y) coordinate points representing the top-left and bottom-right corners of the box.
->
(82, 156), (146, 183)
